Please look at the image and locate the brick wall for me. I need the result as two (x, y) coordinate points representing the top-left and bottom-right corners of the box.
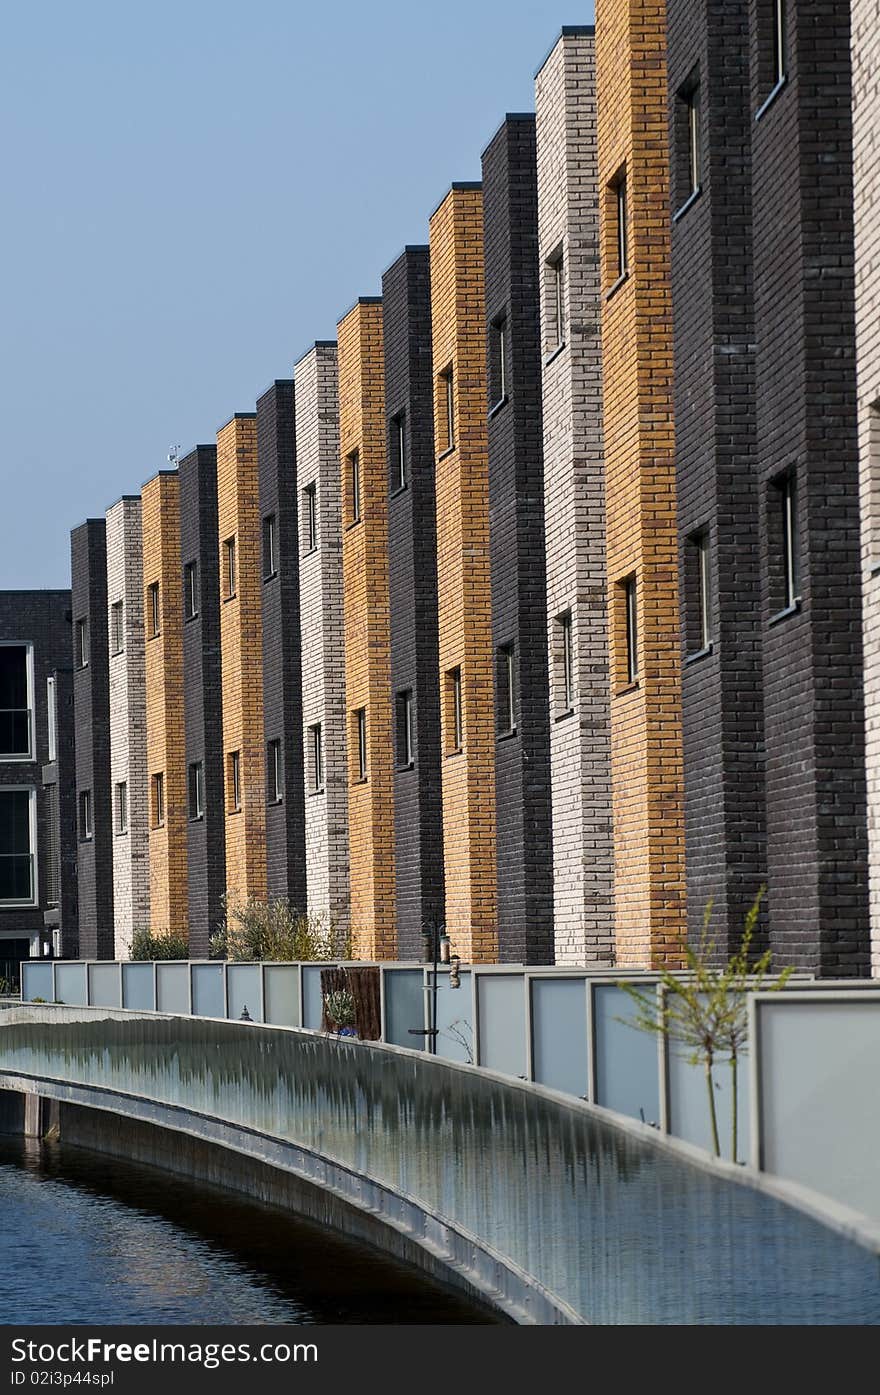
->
(482, 115), (553, 963)
(596, 0), (687, 968)
(179, 445), (226, 954)
(106, 496), (150, 956)
(536, 30), (615, 965)
(294, 344), (350, 929)
(429, 186), (497, 962)
(338, 301), (396, 958)
(382, 248), (445, 957)
(142, 473), (187, 936)
(217, 415), (267, 909)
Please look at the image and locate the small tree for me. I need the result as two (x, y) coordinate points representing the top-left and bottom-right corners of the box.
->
(620, 888), (791, 1162)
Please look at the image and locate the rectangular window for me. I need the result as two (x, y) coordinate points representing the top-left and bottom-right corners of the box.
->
(396, 689), (414, 769)
(675, 75), (701, 212)
(152, 773), (165, 829)
(770, 470), (799, 615)
(0, 643), (32, 758)
(148, 582), (160, 638)
(547, 251), (564, 353)
(615, 173), (628, 281)
(76, 617), (89, 668)
(308, 723), (324, 793)
(447, 667), (463, 753)
(497, 645), (516, 735)
(490, 316), (507, 407)
(624, 575), (638, 684)
(46, 675), (57, 764)
(115, 781), (128, 835)
(560, 612), (574, 712)
(439, 366), (455, 454)
(0, 788), (35, 903)
(111, 600), (124, 655)
(267, 738), (283, 803)
(188, 761), (204, 821)
(390, 415), (407, 492)
(229, 751), (241, 812)
(685, 531), (712, 656)
(263, 513), (277, 580)
(687, 85), (701, 196)
(79, 788), (93, 841)
(354, 707), (367, 781)
(303, 483), (318, 552)
(348, 451), (361, 525)
(184, 561), (198, 621)
(223, 537), (237, 599)
(772, 0), (787, 88)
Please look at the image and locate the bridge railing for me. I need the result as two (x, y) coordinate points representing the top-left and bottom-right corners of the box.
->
(0, 1005), (877, 1324)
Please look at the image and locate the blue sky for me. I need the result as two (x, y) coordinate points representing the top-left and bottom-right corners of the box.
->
(0, 2), (595, 588)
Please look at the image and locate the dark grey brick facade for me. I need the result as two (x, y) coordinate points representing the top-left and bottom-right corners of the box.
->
(70, 522), (114, 957)
(257, 381), (306, 907)
(179, 446), (226, 955)
(0, 592), (75, 971)
(382, 247), (445, 955)
(482, 115), (553, 963)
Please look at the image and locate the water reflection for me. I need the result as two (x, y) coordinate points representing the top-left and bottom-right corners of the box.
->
(0, 1139), (495, 1325)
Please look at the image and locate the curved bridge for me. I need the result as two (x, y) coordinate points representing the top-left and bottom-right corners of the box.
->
(1, 1006), (878, 1324)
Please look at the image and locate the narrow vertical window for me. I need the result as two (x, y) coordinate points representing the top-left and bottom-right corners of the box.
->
(303, 483), (318, 552)
(354, 707), (367, 781)
(116, 781), (128, 835)
(46, 675), (57, 763)
(497, 645), (516, 735)
(309, 723), (324, 793)
(184, 561), (198, 620)
(546, 250), (564, 353)
(616, 174), (628, 280)
(262, 513), (277, 579)
(348, 451), (361, 525)
(675, 75), (701, 213)
(396, 689), (414, 768)
(439, 366), (455, 454)
(447, 667), (463, 753)
(770, 470), (799, 615)
(79, 789), (93, 841)
(686, 532), (712, 656)
(561, 612), (574, 712)
(188, 761), (204, 820)
(152, 773), (164, 828)
(490, 317), (507, 407)
(111, 600), (124, 655)
(687, 85), (701, 196)
(223, 538), (236, 599)
(229, 751), (241, 812)
(267, 738), (283, 802)
(76, 618), (89, 667)
(148, 582), (160, 638)
(620, 575), (638, 685)
(390, 415), (407, 492)
(772, 0), (787, 88)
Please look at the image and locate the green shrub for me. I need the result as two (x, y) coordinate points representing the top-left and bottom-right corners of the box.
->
(130, 927), (191, 961)
(210, 897), (353, 963)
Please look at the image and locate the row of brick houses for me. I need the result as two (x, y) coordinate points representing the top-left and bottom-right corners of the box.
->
(5, 3), (879, 977)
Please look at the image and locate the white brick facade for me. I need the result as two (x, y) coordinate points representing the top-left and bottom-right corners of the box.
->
(106, 496), (149, 956)
(853, 0), (880, 974)
(536, 31), (614, 963)
(294, 344), (350, 929)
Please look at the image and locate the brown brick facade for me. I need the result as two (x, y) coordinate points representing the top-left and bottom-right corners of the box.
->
(141, 472), (188, 937)
(217, 414), (267, 909)
(596, 0), (686, 967)
(337, 300), (396, 958)
(429, 186), (497, 962)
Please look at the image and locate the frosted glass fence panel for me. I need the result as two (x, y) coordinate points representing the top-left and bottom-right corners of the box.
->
(122, 963), (155, 1011)
(54, 963), (87, 1007)
(20, 962), (52, 1002)
(667, 1038), (750, 1161)
(753, 993), (880, 1223)
(191, 964), (225, 1019)
(435, 971), (472, 1063)
(227, 965), (262, 1023)
(301, 966), (326, 1030)
(476, 974), (527, 1078)
(87, 963), (121, 1009)
(593, 984), (660, 1124)
(155, 963), (189, 1015)
(383, 969), (425, 1048)
(263, 965), (300, 1028)
(531, 978), (588, 1099)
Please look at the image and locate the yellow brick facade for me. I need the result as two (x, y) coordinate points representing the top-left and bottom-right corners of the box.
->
(217, 414), (267, 908)
(338, 300), (396, 958)
(141, 472), (188, 937)
(429, 187), (497, 962)
(596, 0), (686, 967)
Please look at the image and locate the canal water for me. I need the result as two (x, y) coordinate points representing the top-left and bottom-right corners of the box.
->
(0, 1139), (496, 1324)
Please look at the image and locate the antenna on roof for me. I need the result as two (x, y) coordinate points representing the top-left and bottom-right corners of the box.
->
(167, 444), (180, 468)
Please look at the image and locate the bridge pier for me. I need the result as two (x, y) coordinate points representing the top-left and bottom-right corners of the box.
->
(0, 1088), (59, 1139)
